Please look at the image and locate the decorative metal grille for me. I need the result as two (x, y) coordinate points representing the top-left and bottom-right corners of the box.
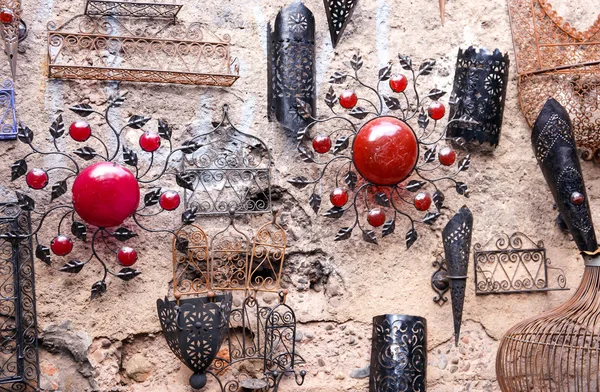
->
(0, 80), (16, 141)
(84, 0), (183, 18)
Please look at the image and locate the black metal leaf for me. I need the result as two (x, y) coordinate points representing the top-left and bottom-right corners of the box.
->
(325, 86), (337, 109)
(69, 104), (94, 117)
(349, 107), (369, 119)
(90, 281), (107, 300)
(74, 147), (97, 161)
(298, 145), (315, 163)
(405, 180), (425, 192)
(456, 182), (469, 197)
(122, 146), (138, 166)
(71, 221), (86, 242)
(108, 93), (126, 108)
(176, 236), (189, 253)
(424, 146), (437, 163)
(375, 192), (390, 207)
(127, 115), (151, 129)
(362, 230), (378, 244)
(333, 136), (350, 154)
(433, 190), (445, 210)
(334, 227), (353, 241)
(11, 159), (27, 181)
(17, 124), (33, 144)
(35, 244), (51, 264)
(418, 110), (430, 129)
(329, 71), (347, 84)
(176, 172), (195, 191)
(296, 127), (308, 143)
(309, 193), (321, 214)
(323, 207), (344, 219)
(428, 89), (446, 101)
(295, 99), (313, 120)
(158, 119), (172, 140)
(398, 54), (412, 70)
(49, 114), (65, 139)
(458, 155), (471, 171)
(382, 219), (396, 237)
(51, 180), (68, 201)
(456, 115), (479, 126)
(112, 228), (138, 241)
(288, 176), (311, 189)
(59, 260), (85, 273)
(351, 53), (363, 71)
(406, 229), (418, 249)
(16, 192), (34, 211)
(419, 59), (436, 76)
(182, 208), (198, 225)
(423, 212), (441, 225)
(180, 140), (201, 154)
(144, 188), (161, 207)
(378, 63), (393, 81)
(116, 267), (141, 281)
(383, 95), (401, 110)
(344, 171), (357, 191)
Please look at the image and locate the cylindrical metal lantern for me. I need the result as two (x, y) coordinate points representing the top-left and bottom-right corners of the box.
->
(369, 314), (427, 392)
(446, 46), (509, 150)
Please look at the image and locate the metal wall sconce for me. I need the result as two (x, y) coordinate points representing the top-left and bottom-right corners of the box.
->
(446, 47), (509, 150)
(474, 232), (568, 295)
(323, 0), (358, 47)
(47, 0), (239, 86)
(431, 206), (473, 345)
(268, 1), (316, 135)
(0, 203), (40, 391)
(0, 79), (17, 140)
(0, 0), (27, 79)
(369, 314), (427, 392)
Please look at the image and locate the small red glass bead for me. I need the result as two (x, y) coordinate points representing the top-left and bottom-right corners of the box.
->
(51, 235), (73, 256)
(330, 188), (348, 207)
(428, 101), (446, 120)
(117, 247), (138, 267)
(414, 192), (432, 211)
(339, 90), (358, 109)
(389, 74), (408, 93)
(26, 168), (49, 189)
(438, 146), (456, 166)
(69, 120), (92, 142)
(160, 190), (181, 211)
(571, 192), (585, 205)
(367, 208), (386, 227)
(312, 135), (332, 154)
(0, 9), (14, 24)
(139, 132), (161, 152)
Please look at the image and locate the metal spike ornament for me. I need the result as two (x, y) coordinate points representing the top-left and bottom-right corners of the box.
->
(289, 51), (473, 247)
(323, 0), (358, 47)
(0, 0), (25, 79)
(6, 92), (204, 299)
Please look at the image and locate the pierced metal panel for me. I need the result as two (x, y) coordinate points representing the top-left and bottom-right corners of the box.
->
(0, 0), (23, 79)
(84, 0), (183, 18)
(0, 80), (16, 141)
(323, 0), (358, 47)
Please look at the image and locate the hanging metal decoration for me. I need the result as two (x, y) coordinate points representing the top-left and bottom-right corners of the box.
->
(0, 203), (40, 392)
(507, 0), (600, 160)
(47, 0), (239, 86)
(268, 1), (316, 135)
(369, 314), (427, 392)
(496, 98), (600, 391)
(323, 0), (358, 48)
(6, 92), (207, 299)
(474, 232), (568, 295)
(0, 79), (17, 140)
(289, 51), (472, 246)
(0, 0), (26, 79)
(446, 47), (509, 149)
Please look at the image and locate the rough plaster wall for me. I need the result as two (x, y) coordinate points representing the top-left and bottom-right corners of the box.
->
(1, 0), (599, 390)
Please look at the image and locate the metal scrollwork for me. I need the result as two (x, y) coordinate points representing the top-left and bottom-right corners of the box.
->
(84, 0), (183, 18)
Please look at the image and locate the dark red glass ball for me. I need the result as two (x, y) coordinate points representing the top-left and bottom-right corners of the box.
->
(51, 235), (73, 256)
(339, 90), (358, 109)
(414, 192), (432, 211)
(69, 120), (92, 142)
(367, 208), (386, 227)
(139, 132), (161, 152)
(0, 9), (13, 24)
(352, 116), (419, 185)
(26, 168), (49, 189)
(72, 162), (140, 228)
(428, 101), (446, 120)
(330, 188), (349, 207)
(160, 190), (181, 211)
(313, 135), (332, 154)
(438, 146), (456, 166)
(389, 74), (408, 93)
(571, 192), (585, 205)
(117, 246), (138, 267)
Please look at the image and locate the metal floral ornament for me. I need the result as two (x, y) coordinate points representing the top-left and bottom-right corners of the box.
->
(290, 52), (473, 246)
(7, 93), (204, 299)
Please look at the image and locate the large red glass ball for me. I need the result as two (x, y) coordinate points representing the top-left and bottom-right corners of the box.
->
(389, 74), (408, 93)
(69, 121), (92, 142)
(352, 116), (419, 185)
(72, 162), (140, 227)
(139, 132), (161, 152)
(26, 169), (49, 189)
(160, 190), (181, 211)
(330, 188), (349, 207)
(414, 192), (432, 211)
(117, 247), (138, 267)
(428, 101), (446, 120)
(0, 9), (13, 24)
(313, 135), (332, 154)
(438, 146), (456, 166)
(339, 90), (358, 109)
(51, 235), (73, 256)
(367, 208), (386, 227)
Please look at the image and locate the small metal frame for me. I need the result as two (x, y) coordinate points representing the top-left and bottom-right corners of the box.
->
(182, 105), (272, 216)
(0, 80), (17, 140)
(474, 232), (568, 295)
(84, 0), (183, 18)
(323, 0), (358, 48)
(447, 47), (510, 149)
(268, 1), (316, 135)
(0, 203), (40, 392)
(369, 314), (427, 392)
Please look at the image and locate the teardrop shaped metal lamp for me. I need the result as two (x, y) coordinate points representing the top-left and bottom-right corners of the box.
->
(323, 0), (358, 48)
